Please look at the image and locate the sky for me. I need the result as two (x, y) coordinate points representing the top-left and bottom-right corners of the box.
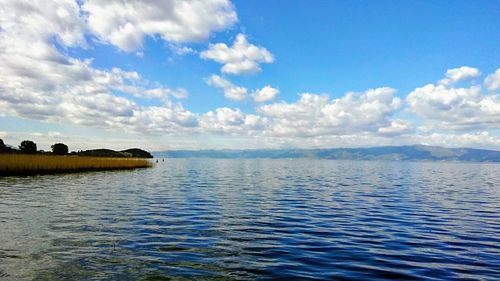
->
(0, 0), (499, 151)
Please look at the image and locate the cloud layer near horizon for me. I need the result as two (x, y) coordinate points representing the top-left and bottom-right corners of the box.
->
(0, 0), (499, 150)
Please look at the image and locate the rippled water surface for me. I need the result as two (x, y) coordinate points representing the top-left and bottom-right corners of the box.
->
(0, 159), (499, 280)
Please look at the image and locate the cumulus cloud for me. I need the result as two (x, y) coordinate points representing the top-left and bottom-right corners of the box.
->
(0, 2), (498, 150)
(484, 68), (500, 91)
(223, 129), (498, 150)
(377, 120), (413, 136)
(136, 87), (189, 100)
(200, 107), (268, 134)
(0, 0), (200, 134)
(0, 0), (87, 48)
(410, 131), (500, 150)
(407, 68), (500, 131)
(206, 75), (247, 101)
(129, 102), (198, 135)
(82, 0), (238, 52)
(259, 87), (403, 137)
(195, 87), (416, 144)
(252, 86), (279, 103)
(439, 66), (480, 86)
(200, 33), (274, 75)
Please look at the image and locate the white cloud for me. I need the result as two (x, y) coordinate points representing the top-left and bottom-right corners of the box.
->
(168, 44), (196, 56)
(169, 88), (190, 99)
(206, 75), (247, 101)
(439, 66), (480, 86)
(0, 3), (498, 150)
(259, 87), (403, 137)
(82, 0), (237, 52)
(407, 68), (500, 131)
(30, 131), (63, 139)
(252, 86), (279, 103)
(138, 87), (189, 100)
(0, 0), (201, 135)
(484, 68), (500, 91)
(410, 131), (500, 150)
(377, 120), (413, 136)
(200, 107), (268, 134)
(129, 102), (198, 135)
(0, 0), (87, 48)
(200, 33), (274, 75)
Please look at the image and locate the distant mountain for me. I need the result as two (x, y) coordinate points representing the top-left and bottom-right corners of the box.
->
(153, 145), (500, 162)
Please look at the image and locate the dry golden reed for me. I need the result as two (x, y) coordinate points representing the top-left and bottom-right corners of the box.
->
(0, 154), (153, 176)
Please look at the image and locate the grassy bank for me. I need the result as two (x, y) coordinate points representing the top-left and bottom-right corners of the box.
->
(0, 154), (153, 176)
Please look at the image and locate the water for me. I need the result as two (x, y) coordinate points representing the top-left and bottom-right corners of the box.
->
(0, 159), (499, 280)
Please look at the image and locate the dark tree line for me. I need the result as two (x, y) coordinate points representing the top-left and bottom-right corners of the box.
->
(1, 139), (152, 158)
(0, 139), (69, 155)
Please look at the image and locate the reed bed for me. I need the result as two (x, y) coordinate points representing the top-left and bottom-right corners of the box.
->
(0, 154), (153, 176)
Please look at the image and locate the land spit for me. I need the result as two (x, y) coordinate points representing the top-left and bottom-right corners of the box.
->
(0, 154), (153, 176)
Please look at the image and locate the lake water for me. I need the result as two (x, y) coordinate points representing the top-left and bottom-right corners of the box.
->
(0, 159), (499, 280)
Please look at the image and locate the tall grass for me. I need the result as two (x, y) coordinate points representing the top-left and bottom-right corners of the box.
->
(0, 154), (153, 176)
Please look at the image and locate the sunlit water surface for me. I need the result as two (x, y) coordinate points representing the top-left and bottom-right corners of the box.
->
(0, 159), (499, 280)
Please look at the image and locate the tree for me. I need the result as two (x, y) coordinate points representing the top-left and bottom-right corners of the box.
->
(51, 143), (68, 155)
(19, 140), (37, 154)
(0, 139), (7, 153)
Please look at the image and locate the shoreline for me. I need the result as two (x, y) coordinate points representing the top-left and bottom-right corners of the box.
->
(0, 154), (153, 177)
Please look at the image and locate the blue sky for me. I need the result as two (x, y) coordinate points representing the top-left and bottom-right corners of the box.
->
(0, 0), (499, 151)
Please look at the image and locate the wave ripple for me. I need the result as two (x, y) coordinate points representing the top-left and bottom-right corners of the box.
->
(0, 159), (499, 280)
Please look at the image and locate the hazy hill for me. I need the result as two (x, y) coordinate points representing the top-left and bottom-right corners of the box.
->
(77, 148), (153, 158)
(154, 145), (500, 162)
(121, 148), (154, 158)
